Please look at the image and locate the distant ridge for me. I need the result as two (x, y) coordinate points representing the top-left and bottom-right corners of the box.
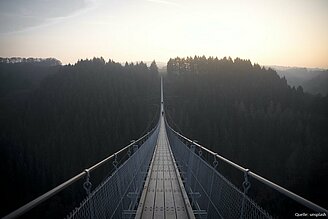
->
(0, 57), (62, 66)
(266, 65), (326, 72)
(268, 65), (328, 95)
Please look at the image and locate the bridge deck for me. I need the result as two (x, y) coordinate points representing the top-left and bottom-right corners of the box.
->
(135, 116), (194, 219)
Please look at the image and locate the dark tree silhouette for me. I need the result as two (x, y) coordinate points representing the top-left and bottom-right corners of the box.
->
(0, 57), (160, 218)
(164, 56), (328, 216)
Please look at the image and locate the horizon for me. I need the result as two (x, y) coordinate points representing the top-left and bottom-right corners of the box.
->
(2, 55), (328, 71)
(0, 0), (327, 68)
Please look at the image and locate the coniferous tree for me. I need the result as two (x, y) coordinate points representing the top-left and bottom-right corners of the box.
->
(164, 56), (328, 216)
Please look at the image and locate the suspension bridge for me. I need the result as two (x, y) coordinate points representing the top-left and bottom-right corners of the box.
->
(3, 77), (327, 219)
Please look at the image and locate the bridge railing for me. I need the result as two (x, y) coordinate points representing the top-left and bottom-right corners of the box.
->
(66, 123), (160, 219)
(165, 120), (328, 218)
(3, 123), (160, 219)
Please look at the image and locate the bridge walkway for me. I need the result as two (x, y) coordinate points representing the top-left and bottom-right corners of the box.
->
(135, 115), (194, 219)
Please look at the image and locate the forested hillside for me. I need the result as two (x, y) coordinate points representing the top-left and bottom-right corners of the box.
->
(274, 67), (328, 96)
(164, 56), (328, 215)
(302, 71), (328, 95)
(1, 55), (327, 217)
(0, 58), (160, 217)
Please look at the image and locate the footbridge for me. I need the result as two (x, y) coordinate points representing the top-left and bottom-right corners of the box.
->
(3, 78), (327, 219)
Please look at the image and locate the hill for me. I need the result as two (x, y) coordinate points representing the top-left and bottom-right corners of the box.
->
(302, 71), (328, 95)
(270, 66), (328, 95)
(0, 58), (160, 218)
(165, 56), (328, 216)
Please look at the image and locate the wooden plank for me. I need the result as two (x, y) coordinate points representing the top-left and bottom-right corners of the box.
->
(170, 167), (189, 219)
(137, 117), (194, 219)
(164, 143), (177, 219)
(165, 126), (195, 219)
(154, 128), (165, 219)
(135, 133), (160, 218)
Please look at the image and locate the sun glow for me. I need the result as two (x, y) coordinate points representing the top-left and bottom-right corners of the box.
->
(0, 0), (327, 68)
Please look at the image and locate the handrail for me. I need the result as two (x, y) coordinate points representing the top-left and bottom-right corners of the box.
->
(165, 119), (328, 214)
(3, 125), (158, 219)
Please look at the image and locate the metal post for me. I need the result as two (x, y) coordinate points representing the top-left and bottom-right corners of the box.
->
(83, 169), (94, 219)
(206, 154), (218, 217)
(187, 141), (196, 190)
(240, 169), (251, 219)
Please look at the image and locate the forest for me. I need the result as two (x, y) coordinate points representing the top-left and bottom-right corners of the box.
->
(1, 56), (327, 218)
(164, 56), (328, 216)
(0, 58), (160, 217)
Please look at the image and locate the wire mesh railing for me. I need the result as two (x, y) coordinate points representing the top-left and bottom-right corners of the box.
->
(165, 119), (328, 218)
(66, 124), (160, 219)
(166, 124), (271, 219)
(3, 122), (159, 219)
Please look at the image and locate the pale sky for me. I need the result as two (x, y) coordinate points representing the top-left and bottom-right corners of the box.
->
(0, 0), (327, 68)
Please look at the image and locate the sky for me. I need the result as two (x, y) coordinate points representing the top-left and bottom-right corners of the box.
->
(0, 0), (327, 68)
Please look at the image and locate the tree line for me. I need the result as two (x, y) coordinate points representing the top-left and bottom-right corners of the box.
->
(164, 56), (328, 217)
(0, 58), (160, 218)
(1, 55), (327, 217)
